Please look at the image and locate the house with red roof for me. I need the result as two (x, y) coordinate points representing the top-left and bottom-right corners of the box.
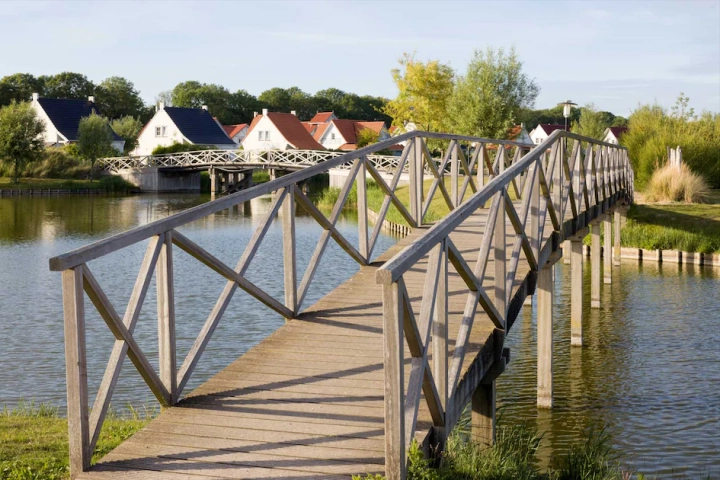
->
(222, 123), (249, 145)
(242, 109), (325, 151)
(603, 126), (628, 145)
(529, 124), (569, 145)
(309, 111), (337, 125)
(316, 119), (392, 151)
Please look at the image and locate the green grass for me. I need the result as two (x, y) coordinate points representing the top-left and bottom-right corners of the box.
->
(353, 420), (640, 480)
(0, 177), (136, 193)
(317, 177), (476, 226)
(252, 170), (271, 184)
(1, 401), (153, 480)
(620, 192), (720, 253)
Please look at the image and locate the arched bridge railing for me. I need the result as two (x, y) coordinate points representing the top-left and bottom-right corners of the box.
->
(374, 130), (633, 479)
(97, 149), (403, 173)
(51, 130), (539, 476)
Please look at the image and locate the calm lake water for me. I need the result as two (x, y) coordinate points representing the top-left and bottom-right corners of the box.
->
(1, 194), (718, 477)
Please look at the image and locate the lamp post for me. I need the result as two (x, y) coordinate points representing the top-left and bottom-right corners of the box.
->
(557, 100), (577, 131)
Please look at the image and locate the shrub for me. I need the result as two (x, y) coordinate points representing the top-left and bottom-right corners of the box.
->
(98, 176), (135, 193)
(25, 148), (90, 179)
(152, 142), (213, 155)
(645, 164), (709, 203)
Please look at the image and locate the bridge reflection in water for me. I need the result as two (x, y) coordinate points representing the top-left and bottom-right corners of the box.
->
(52, 130), (633, 479)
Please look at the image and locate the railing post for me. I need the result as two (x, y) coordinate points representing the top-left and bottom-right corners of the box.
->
(383, 281), (406, 480)
(357, 158), (369, 261)
(408, 141), (418, 225)
(157, 232), (177, 403)
(433, 239), (448, 410)
(537, 261), (553, 408)
(413, 137), (424, 226)
(451, 143), (459, 207)
(283, 185), (297, 315)
(63, 265), (91, 477)
(495, 160), (507, 316)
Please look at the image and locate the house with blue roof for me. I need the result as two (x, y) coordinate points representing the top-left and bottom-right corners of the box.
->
(30, 93), (125, 153)
(132, 103), (236, 156)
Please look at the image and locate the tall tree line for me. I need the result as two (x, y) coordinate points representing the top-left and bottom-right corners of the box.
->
(0, 72), (393, 125)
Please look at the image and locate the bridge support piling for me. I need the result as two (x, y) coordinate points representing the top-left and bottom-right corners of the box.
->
(472, 381), (496, 446)
(570, 239), (584, 346)
(591, 219), (602, 308)
(537, 260), (554, 408)
(209, 168), (221, 194)
(604, 216), (613, 284)
(563, 240), (571, 264)
(614, 209), (622, 266)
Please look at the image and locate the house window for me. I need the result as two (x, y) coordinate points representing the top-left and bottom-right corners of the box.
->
(264, 131), (270, 141)
(155, 126), (166, 137)
(331, 133), (336, 140)
(258, 130), (263, 140)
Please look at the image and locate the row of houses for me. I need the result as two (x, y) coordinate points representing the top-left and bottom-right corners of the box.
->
(29, 93), (628, 156)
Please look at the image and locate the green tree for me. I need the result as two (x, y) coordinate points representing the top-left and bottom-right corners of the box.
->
(258, 87), (292, 113)
(0, 101), (45, 182)
(0, 73), (45, 106)
(171, 81), (236, 123)
(384, 53), (455, 132)
(95, 77), (145, 120)
(356, 128), (380, 148)
(445, 47), (539, 139)
(110, 116), (144, 154)
(229, 89), (260, 124)
(77, 112), (114, 174)
(155, 90), (173, 107)
(571, 103), (609, 140)
(41, 72), (95, 99)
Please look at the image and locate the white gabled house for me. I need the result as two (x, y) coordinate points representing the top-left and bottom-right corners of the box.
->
(603, 126), (628, 145)
(528, 124), (568, 145)
(242, 109), (325, 151)
(222, 123), (249, 145)
(30, 93), (125, 152)
(507, 124), (533, 144)
(315, 119), (391, 151)
(132, 104), (236, 155)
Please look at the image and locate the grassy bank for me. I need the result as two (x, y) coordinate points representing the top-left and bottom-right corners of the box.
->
(354, 421), (649, 480)
(317, 177), (472, 226)
(0, 176), (136, 193)
(1, 402), (152, 479)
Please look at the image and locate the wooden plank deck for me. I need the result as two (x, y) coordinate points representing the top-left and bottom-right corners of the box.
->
(78, 206), (538, 480)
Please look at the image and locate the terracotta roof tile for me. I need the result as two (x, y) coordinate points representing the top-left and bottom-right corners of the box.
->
(247, 112), (325, 150)
(310, 112), (334, 123)
(608, 126), (628, 138)
(312, 123), (329, 142)
(355, 121), (385, 135)
(301, 122), (315, 134)
(223, 124), (248, 138)
(332, 119), (358, 145)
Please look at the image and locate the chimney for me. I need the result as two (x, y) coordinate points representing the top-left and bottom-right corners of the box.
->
(262, 108), (268, 116)
(201, 105), (208, 111)
(291, 110), (296, 116)
(32, 92), (39, 101)
(158, 102), (165, 111)
(88, 95), (95, 103)
(253, 111), (258, 118)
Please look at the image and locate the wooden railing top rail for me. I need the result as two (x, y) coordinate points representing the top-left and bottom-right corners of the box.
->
(49, 131), (533, 272)
(376, 130), (631, 284)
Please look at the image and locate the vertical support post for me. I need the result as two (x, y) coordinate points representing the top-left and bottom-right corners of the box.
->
(570, 239), (583, 346)
(495, 183), (507, 317)
(604, 215), (612, 284)
(157, 232), (177, 403)
(591, 220), (601, 308)
(282, 185), (297, 315)
(414, 137), (424, 226)
(553, 140), (563, 225)
(451, 143), (459, 207)
(525, 160), (540, 306)
(383, 282), (406, 480)
(613, 210), (622, 266)
(210, 167), (219, 194)
(433, 240), (448, 410)
(537, 263), (553, 408)
(563, 240), (571, 264)
(408, 141), (418, 225)
(63, 266), (90, 476)
(472, 381), (495, 446)
(357, 158), (369, 261)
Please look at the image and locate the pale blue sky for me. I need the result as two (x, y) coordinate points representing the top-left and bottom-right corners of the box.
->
(2, 0), (719, 116)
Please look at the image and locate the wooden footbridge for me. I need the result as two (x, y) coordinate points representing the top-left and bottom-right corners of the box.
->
(51, 130), (633, 479)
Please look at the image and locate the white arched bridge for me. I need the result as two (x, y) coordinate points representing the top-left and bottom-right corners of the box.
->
(55, 129), (633, 479)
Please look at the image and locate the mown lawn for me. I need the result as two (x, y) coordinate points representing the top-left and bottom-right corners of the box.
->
(1, 402), (151, 480)
(0, 177), (104, 190)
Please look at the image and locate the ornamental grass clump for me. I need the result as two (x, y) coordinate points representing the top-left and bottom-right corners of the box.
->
(645, 163), (709, 203)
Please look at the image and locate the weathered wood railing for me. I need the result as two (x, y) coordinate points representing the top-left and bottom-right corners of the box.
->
(375, 130), (634, 479)
(51, 131), (535, 477)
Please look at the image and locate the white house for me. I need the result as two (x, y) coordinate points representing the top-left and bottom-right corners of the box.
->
(30, 93), (125, 152)
(529, 124), (567, 145)
(222, 123), (249, 145)
(308, 111), (337, 124)
(316, 119), (391, 151)
(132, 104), (236, 156)
(242, 109), (325, 151)
(603, 126), (628, 145)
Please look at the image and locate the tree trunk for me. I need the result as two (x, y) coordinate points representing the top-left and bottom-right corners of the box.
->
(13, 158), (19, 184)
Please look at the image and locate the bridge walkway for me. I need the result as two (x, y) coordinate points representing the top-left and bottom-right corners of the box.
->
(76, 204), (539, 479)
